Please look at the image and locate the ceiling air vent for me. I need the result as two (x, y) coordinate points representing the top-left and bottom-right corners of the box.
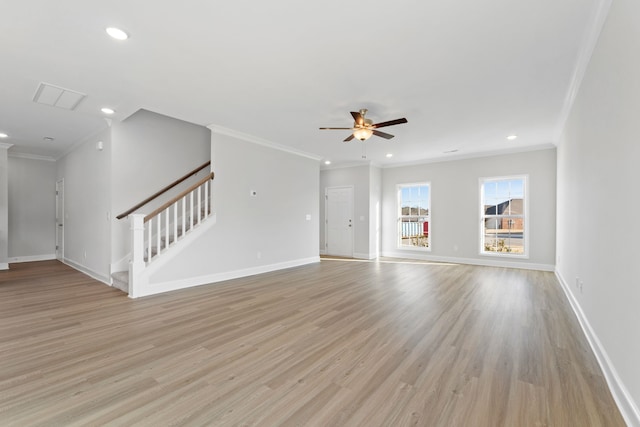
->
(33, 82), (86, 110)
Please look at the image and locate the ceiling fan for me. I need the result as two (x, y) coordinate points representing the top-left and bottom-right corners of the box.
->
(320, 109), (408, 142)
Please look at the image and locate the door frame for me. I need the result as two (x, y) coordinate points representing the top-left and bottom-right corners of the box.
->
(55, 179), (64, 261)
(324, 185), (354, 257)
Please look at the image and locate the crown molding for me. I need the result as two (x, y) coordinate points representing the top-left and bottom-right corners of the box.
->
(553, 0), (613, 142)
(320, 160), (373, 171)
(8, 151), (56, 162)
(379, 143), (556, 169)
(207, 124), (323, 161)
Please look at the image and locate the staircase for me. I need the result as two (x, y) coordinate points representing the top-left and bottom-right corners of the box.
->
(111, 163), (214, 297)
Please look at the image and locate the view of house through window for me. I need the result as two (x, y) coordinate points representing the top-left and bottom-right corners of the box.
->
(398, 183), (430, 249)
(480, 176), (526, 255)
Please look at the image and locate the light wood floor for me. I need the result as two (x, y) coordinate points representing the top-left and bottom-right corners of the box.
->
(0, 259), (625, 426)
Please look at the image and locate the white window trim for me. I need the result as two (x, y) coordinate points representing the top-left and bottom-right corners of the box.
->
(397, 182), (431, 252)
(479, 175), (529, 258)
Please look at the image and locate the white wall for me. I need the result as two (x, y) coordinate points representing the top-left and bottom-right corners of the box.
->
(0, 145), (9, 269)
(381, 149), (557, 270)
(110, 109), (210, 264)
(56, 128), (112, 282)
(320, 165), (377, 259)
(556, 0), (640, 422)
(369, 166), (381, 257)
(8, 156), (56, 261)
(145, 132), (319, 289)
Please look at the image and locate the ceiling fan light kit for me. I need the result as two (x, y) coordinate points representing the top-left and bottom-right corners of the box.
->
(320, 108), (408, 143)
(353, 127), (373, 141)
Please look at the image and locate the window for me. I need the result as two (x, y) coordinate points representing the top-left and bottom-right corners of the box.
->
(480, 176), (527, 256)
(398, 183), (430, 249)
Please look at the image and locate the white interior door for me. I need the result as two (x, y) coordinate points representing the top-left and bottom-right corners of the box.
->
(326, 186), (353, 257)
(56, 179), (64, 261)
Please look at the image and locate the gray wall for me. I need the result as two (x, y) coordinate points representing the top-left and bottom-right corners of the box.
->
(556, 0), (640, 420)
(148, 132), (319, 284)
(0, 146), (8, 269)
(8, 156), (56, 260)
(369, 166), (382, 257)
(110, 109), (211, 264)
(381, 149), (557, 270)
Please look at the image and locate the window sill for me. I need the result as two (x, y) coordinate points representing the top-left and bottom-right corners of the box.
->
(398, 246), (432, 252)
(479, 251), (529, 259)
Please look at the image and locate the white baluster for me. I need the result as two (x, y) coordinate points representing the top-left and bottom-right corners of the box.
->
(190, 191), (194, 230)
(156, 211), (161, 256)
(181, 196), (186, 238)
(197, 184), (202, 224)
(173, 203), (178, 244)
(165, 207), (170, 249)
(147, 218), (152, 262)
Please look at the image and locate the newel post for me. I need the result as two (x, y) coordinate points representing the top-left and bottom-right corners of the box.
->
(129, 214), (146, 297)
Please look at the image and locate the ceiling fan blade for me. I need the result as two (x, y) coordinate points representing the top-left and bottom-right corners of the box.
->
(372, 130), (395, 139)
(343, 134), (355, 142)
(350, 111), (364, 126)
(371, 118), (408, 129)
(320, 127), (353, 130)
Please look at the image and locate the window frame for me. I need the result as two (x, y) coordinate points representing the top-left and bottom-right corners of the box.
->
(397, 182), (431, 251)
(479, 175), (529, 258)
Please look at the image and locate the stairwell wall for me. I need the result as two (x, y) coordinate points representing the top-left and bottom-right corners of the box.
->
(146, 132), (320, 287)
(110, 109), (210, 266)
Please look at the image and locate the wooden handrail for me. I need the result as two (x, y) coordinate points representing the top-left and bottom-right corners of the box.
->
(144, 172), (214, 223)
(116, 161), (211, 219)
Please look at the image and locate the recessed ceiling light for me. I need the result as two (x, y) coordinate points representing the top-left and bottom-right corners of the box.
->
(106, 27), (128, 41)
(506, 135), (518, 141)
(0, 133), (8, 138)
(324, 160), (331, 165)
(43, 136), (55, 142)
(101, 107), (115, 115)
(385, 153), (393, 158)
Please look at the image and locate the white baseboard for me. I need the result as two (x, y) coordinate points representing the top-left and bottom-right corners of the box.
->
(134, 256), (321, 298)
(62, 258), (111, 286)
(381, 251), (554, 272)
(8, 254), (56, 263)
(353, 252), (377, 260)
(555, 271), (640, 427)
(319, 251), (377, 260)
(0, 262), (8, 270)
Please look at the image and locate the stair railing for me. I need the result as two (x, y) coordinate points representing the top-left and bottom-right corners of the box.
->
(131, 172), (214, 267)
(116, 161), (211, 220)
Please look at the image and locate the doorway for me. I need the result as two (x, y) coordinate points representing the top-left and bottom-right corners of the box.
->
(56, 179), (64, 261)
(325, 186), (353, 257)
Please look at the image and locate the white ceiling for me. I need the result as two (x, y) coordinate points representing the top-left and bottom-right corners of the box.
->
(0, 0), (604, 166)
